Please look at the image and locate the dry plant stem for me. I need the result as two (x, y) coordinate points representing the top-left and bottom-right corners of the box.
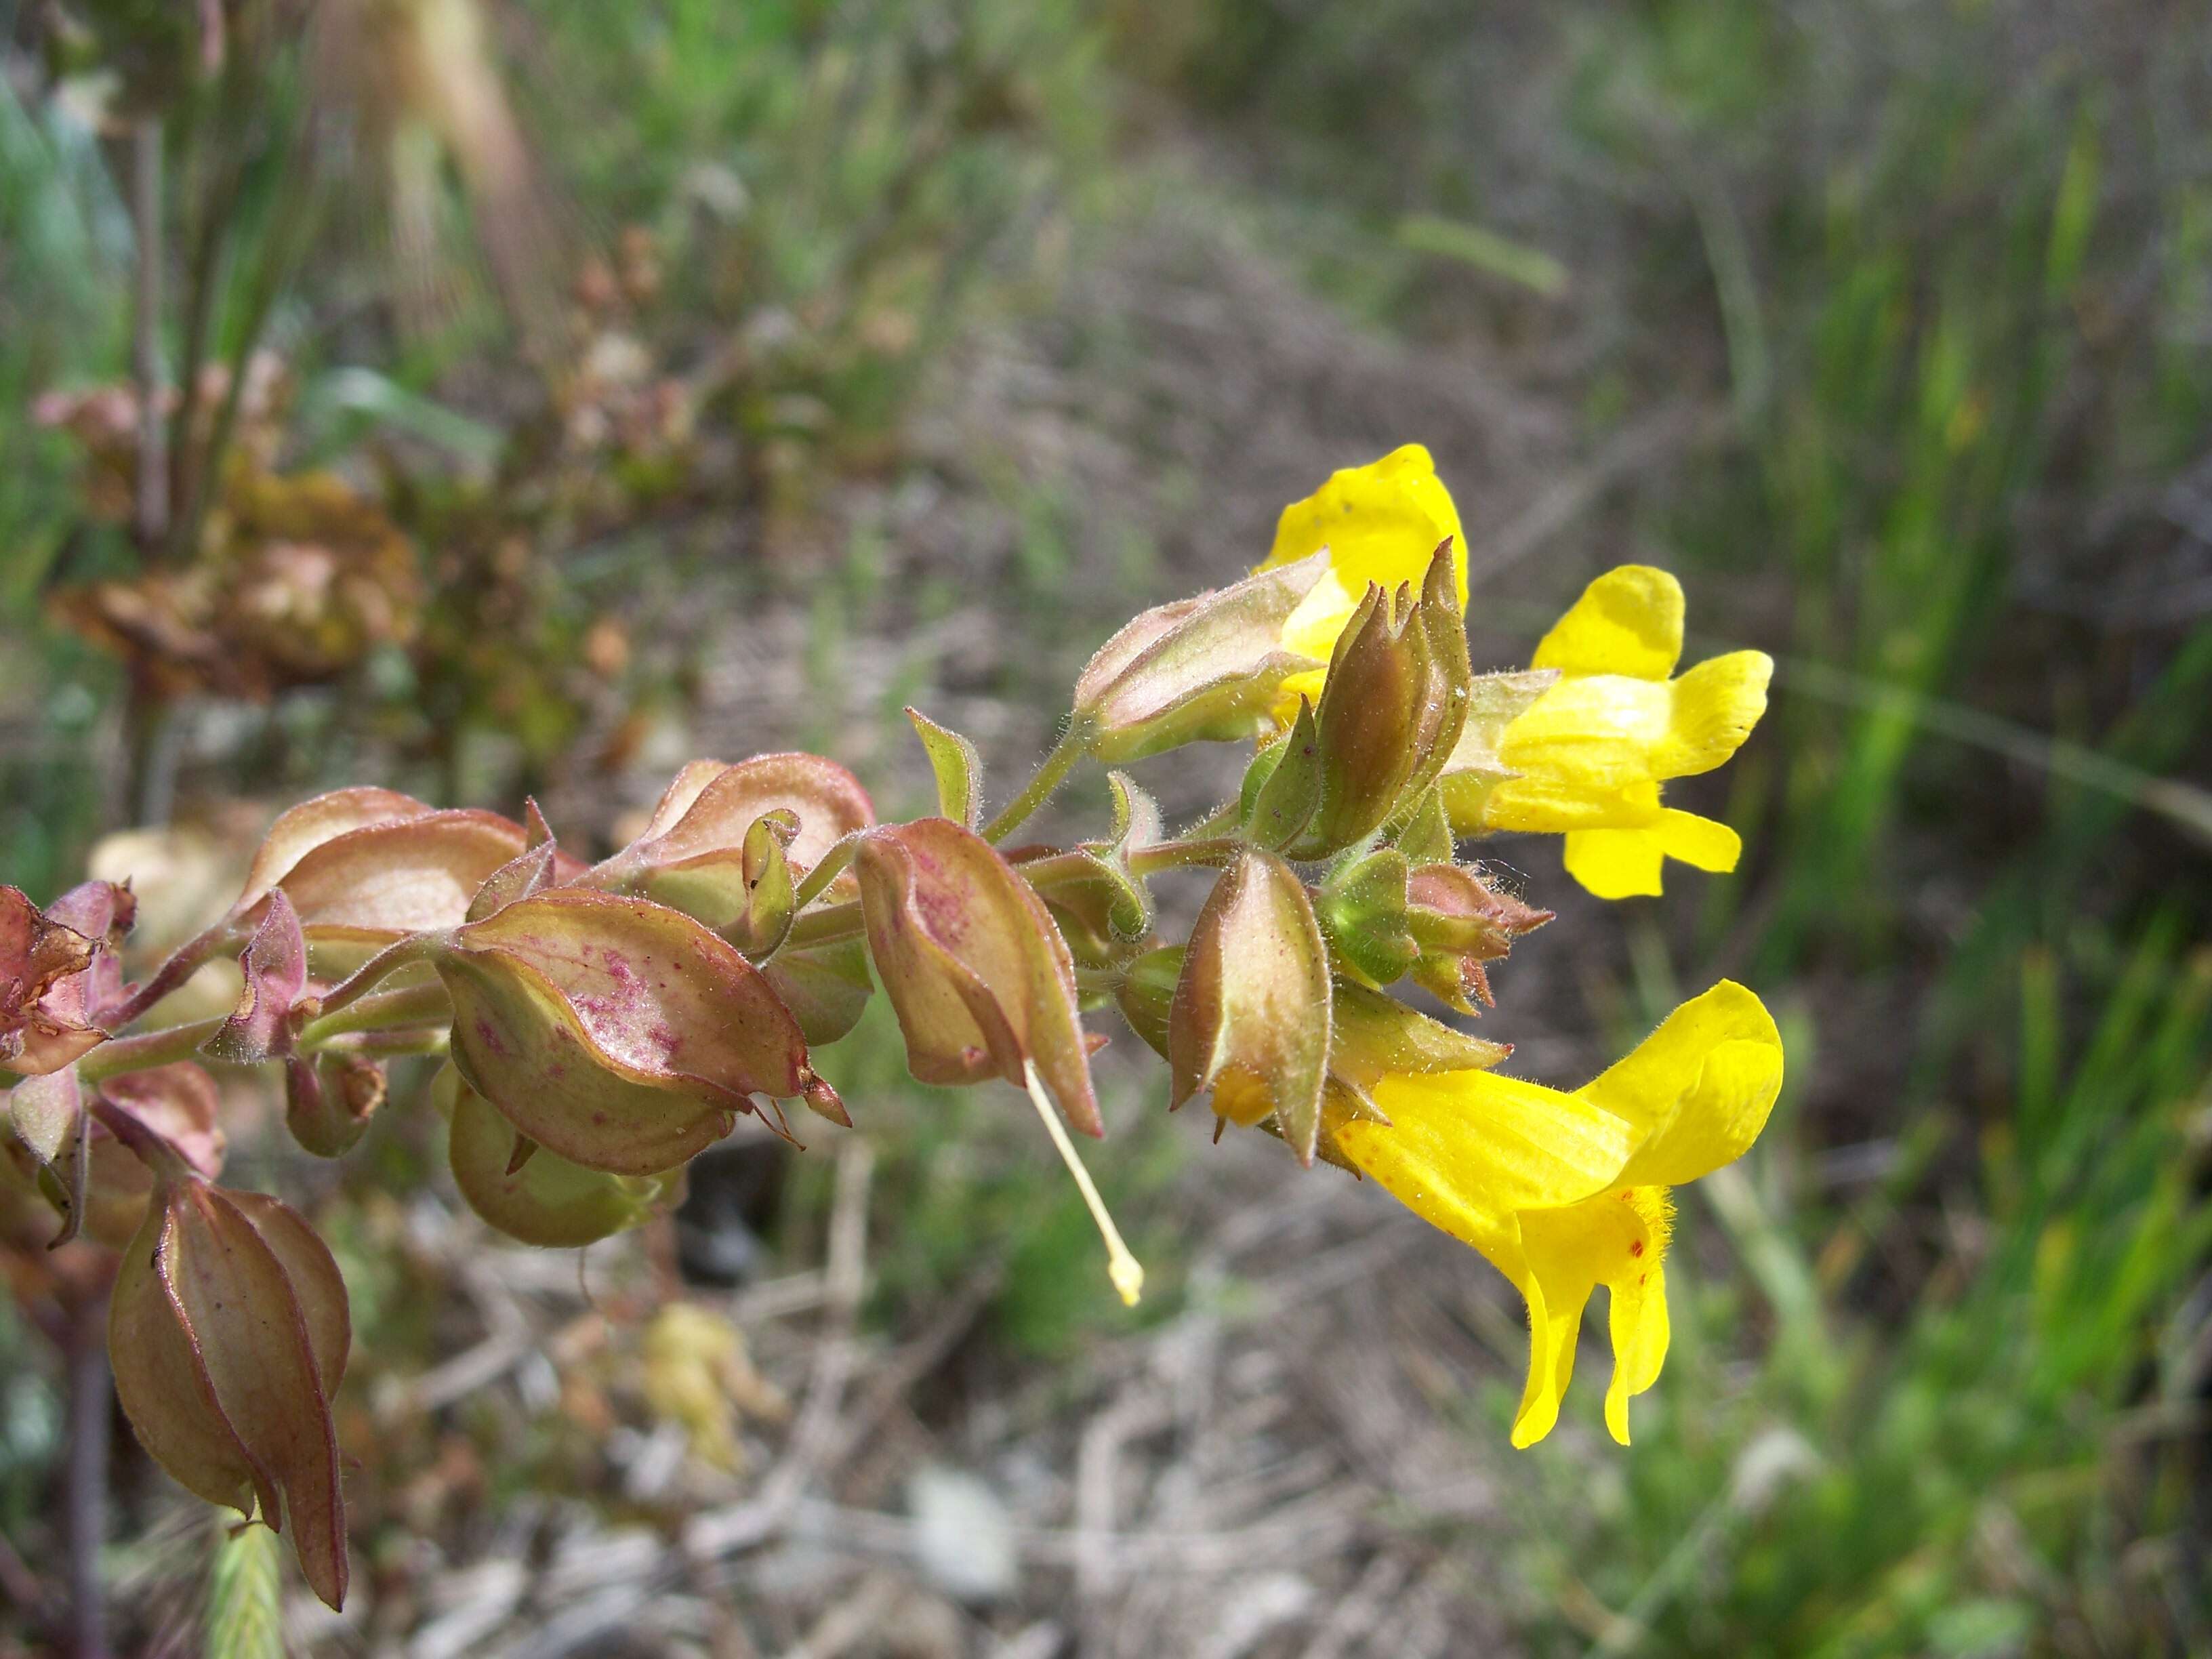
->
(1023, 1060), (1143, 1307)
(981, 722), (1090, 844)
(131, 117), (167, 554)
(63, 1292), (110, 1659)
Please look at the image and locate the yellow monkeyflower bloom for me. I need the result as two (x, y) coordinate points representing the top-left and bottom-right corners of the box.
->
(1335, 981), (1784, 1447)
(1473, 567), (1771, 899)
(1254, 444), (1469, 704)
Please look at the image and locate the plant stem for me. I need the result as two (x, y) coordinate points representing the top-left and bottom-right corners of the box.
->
(1129, 837), (1242, 877)
(783, 901), (865, 951)
(77, 1017), (228, 1084)
(298, 982), (450, 1048)
(131, 117), (167, 554)
(310, 934), (441, 1025)
(110, 920), (239, 1027)
(63, 1293), (110, 1659)
(981, 720), (1090, 844)
(783, 832), (1242, 953)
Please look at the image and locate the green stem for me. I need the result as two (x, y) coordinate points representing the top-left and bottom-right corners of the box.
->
(77, 1018), (228, 1084)
(783, 832), (1242, 954)
(785, 901), (865, 951)
(1130, 838), (1242, 877)
(312, 933), (442, 1024)
(981, 720), (1091, 844)
(298, 983), (451, 1048)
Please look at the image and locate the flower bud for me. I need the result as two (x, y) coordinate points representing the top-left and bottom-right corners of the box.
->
(1073, 554), (1332, 762)
(1169, 851), (1332, 1164)
(1402, 863), (1552, 1013)
(108, 1175), (351, 1609)
(1311, 848), (1420, 989)
(283, 1052), (388, 1159)
(432, 890), (842, 1174)
(1286, 544), (1471, 859)
(438, 1065), (667, 1247)
(853, 819), (1101, 1136)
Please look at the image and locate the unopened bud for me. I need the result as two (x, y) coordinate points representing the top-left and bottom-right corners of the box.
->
(1311, 848), (1420, 989)
(1286, 544), (1471, 859)
(1074, 554), (1332, 762)
(1403, 863), (1552, 1013)
(1169, 851), (1332, 1164)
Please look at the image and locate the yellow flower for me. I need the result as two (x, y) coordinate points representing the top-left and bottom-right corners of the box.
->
(1334, 981), (1784, 1447)
(1254, 444), (1468, 704)
(1473, 566), (1771, 899)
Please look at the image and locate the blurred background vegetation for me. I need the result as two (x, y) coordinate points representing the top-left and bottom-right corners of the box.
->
(2, 1), (2209, 1654)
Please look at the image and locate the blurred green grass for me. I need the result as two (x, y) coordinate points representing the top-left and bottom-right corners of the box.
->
(1113, 0), (2212, 1647)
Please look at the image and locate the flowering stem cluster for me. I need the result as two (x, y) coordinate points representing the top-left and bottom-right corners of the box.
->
(3, 445), (1782, 1609)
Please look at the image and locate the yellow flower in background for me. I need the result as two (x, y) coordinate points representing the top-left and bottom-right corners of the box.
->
(1477, 566), (1771, 899)
(1335, 981), (1784, 1447)
(1254, 444), (1469, 703)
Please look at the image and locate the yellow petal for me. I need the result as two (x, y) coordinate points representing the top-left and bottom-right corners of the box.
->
(1477, 775), (1663, 836)
(1562, 826), (1666, 898)
(1653, 651), (1772, 779)
(1259, 445), (1467, 665)
(1654, 808), (1742, 874)
(1515, 1186), (1673, 1446)
(1558, 809), (1740, 898)
(1586, 981), (1785, 1189)
(1354, 1068), (1638, 1219)
(1497, 673), (1674, 790)
(1605, 1251), (1669, 1445)
(1530, 566), (1683, 682)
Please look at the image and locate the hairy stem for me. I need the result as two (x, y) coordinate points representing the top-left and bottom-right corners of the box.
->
(298, 982), (451, 1048)
(110, 920), (239, 1028)
(981, 720), (1090, 844)
(310, 933), (443, 1025)
(76, 1017), (228, 1084)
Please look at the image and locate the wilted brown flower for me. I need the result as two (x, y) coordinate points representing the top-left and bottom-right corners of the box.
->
(432, 888), (844, 1174)
(853, 818), (1101, 1136)
(108, 1168), (352, 1609)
